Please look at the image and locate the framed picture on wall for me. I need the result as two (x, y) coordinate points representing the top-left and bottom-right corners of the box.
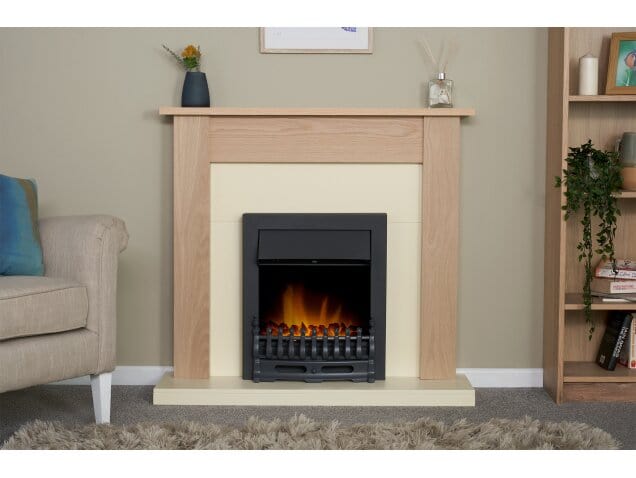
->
(605, 32), (636, 94)
(260, 27), (373, 54)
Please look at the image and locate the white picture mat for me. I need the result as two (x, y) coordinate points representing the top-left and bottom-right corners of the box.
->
(261, 27), (372, 52)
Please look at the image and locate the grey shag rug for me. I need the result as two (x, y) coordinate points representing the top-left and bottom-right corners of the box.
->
(1, 414), (619, 450)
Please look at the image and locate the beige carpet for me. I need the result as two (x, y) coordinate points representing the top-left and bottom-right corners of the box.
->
(1, 414), (619, 450)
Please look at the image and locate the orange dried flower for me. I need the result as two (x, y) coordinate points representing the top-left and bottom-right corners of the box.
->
(181, 45), (201, 59)
(162, 43), (202, 72)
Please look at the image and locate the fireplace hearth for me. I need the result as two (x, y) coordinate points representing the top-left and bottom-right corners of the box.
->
(243, 213), (386, 383)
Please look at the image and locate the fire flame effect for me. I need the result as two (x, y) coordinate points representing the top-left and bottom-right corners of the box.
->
(262, 284), (360, 337)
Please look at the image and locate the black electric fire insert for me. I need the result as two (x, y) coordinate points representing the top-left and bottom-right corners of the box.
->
(243, 213), (386, 383)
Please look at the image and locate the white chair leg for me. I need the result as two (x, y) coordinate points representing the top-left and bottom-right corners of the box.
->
(90, 372), (112, 424)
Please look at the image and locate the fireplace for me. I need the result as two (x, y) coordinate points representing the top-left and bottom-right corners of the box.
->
(243, 213), (386, 382)
(155, 107), (476, 407)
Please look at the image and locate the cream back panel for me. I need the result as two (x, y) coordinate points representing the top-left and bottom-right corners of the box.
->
(210, 163), (422, 377)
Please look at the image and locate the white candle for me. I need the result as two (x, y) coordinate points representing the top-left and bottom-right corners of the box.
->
(579, 53), (598, 96)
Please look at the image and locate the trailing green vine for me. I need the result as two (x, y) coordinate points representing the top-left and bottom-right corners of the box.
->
(555, 140), (622, 340)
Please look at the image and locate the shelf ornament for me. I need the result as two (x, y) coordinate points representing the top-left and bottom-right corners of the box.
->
(162, 44), (210, 107)
(419, 36), (457, 108)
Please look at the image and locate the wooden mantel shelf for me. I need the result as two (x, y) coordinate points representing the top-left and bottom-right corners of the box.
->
(160, 107), (476, 117)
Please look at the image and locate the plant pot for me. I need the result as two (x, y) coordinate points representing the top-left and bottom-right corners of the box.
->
(181, 71), (210, 107)
(619, 133), (636, 190)
(621, 167), (636, 191)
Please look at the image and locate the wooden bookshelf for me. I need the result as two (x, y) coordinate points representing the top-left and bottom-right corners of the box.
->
(613, 190), (636, 199)
(544, 27), (636, 403)
(564, 362), (636, 383)
(564, 293), (636, 311)
(569, 95), (636, 103)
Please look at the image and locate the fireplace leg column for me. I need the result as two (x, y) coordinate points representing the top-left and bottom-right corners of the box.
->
(173, 116), (210, 379)
(420, 117), (460, 380)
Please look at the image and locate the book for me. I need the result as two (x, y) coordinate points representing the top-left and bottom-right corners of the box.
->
(595, 258), (636, 280)
(618, 319), (636, 369)
(591, 277), (636, 294)
(596, 312), (633, 371)
(591, 291), (636, 302)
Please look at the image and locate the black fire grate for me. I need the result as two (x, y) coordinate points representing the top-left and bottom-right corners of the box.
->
(252, 317), (376, 383)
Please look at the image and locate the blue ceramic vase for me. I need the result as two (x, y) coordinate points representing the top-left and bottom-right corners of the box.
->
(181, 71), (210, 107)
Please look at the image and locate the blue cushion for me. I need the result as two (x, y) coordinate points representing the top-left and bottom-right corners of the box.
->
(0, 174), (44, 275)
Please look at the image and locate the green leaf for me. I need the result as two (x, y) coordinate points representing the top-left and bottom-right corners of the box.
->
(555, 139), (621, 340)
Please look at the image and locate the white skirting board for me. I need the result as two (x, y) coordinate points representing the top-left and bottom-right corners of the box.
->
(52, 366), (543, 388)
(457, 368), (544, 388)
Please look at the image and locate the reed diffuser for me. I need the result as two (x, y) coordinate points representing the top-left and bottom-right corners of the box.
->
(419, 37), (457, 108)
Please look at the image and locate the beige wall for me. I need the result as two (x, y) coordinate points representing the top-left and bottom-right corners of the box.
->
(0, 28), (547, 368)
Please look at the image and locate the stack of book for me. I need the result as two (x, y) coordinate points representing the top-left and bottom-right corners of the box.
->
(592, 259), (636, 370)
(591, 258), (636, 302)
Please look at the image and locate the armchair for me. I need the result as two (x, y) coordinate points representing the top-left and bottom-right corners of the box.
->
(0, 215), (128, 423)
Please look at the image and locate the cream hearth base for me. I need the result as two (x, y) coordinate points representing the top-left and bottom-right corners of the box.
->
(157, 107), (475, 406)
(153, 375), (474, 406)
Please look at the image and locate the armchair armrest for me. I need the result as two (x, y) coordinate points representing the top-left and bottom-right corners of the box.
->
(38, 215), (129, 373)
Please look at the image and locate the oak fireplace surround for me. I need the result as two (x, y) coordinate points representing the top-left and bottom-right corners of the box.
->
(155, 107), (475, 406)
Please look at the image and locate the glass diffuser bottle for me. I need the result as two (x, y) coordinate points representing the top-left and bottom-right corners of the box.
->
(428, 72), (453, 108)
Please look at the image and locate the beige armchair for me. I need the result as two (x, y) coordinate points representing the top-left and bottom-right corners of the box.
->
(0, 215), (128, 423)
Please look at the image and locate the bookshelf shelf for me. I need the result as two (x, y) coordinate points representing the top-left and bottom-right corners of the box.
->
(564, 362), (636, 383)
(569, 95), (636, 103)
(544, 27), (636, 403)
(613, 190), (636, 199)
(564, 293), (636, 311)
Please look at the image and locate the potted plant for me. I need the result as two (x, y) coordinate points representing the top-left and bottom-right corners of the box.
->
(555, 140), (622, 339)
(162, 44), (210, 107)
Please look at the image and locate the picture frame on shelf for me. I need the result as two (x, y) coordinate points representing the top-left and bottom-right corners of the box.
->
(605, 32), (636, 94)
(260, 27), (373, 54)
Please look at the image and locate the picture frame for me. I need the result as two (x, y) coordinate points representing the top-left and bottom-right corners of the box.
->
(605, 32), (636, 94)
(260, 28), (373, 54)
